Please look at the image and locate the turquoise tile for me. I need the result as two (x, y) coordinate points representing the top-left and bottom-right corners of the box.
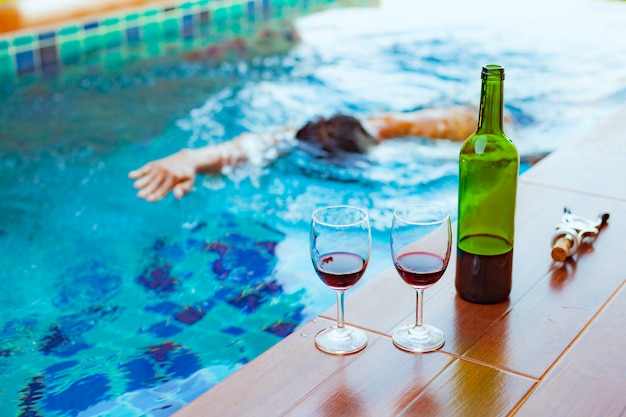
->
(104, 30), (124, 47)
(60, 40), (81, 64)
(84, 34), (102, 53)
(104, 50), (124, 66)
(143, 9), (159, 18)
(59, 26), (80, 36)
(102, 17), (120, 26)
(163, 18), (180, 33)
(13, 35), (34, 48)
(146, 43), (161, 56)
(143, 22), (161, 39)
(213, 8), (227, 21)
(229, 4), (245, 18)
(0, 54), (15, 82)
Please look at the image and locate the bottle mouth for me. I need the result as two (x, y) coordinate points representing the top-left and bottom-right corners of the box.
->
(482, 64), (505, 80)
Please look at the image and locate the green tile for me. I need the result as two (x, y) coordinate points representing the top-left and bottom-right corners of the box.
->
(143, 22), (161, 39)
(0, 40), (8, 51)
(0, 54), (15, 82)
(60, 39), (81, 59)
(83, 52), (103, 67)
(102, 17), (120, 26)
(163, 17), (180, 32)
(84, 34), (102, 52)
(213, 8), (227, 21)
(230, 22), (243, 35)
(104, 30), (123, 47)
(146, 43), (161, 56)
(59, 26), (80, 36)
(103, 50), (124, 66)
(13, 35), (34, 47)
(229, 4), (244, 18)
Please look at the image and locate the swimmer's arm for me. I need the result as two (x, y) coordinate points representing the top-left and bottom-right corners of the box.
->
(364, 105), (479, 142)
(193, 130), (296, 172)
(129, 130), (294, 201)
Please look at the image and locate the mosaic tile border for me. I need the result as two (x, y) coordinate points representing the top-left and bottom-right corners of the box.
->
(0, 0), (378, 84)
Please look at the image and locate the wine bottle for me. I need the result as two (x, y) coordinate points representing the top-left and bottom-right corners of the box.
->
(455, 65), (519, 304)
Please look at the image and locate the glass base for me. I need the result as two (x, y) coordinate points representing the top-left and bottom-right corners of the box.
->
(392, 324), (444, 353)
(314, 326), (368, 355)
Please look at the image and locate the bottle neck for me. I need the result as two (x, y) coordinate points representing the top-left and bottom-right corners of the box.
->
(476, 73), (505, 134)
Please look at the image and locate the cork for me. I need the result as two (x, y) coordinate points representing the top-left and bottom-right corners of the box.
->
(551, 236), (573, 262)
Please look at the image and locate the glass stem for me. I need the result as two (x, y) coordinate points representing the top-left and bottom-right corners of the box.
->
(415, 288), (425, 328)
(336, 291), (345, 330)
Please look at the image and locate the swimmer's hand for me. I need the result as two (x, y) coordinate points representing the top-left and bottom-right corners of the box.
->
(129, 136), (258, 201)
(129, 149), (198, 202)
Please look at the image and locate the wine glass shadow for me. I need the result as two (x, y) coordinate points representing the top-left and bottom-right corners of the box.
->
(318, 378), (365, 417)
(394, 355), (443, 415)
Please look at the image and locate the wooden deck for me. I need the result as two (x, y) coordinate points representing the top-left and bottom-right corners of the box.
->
(174, 105), (626, 417)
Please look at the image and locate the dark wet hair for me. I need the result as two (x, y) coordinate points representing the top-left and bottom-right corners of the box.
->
(295, 114), (376, 154)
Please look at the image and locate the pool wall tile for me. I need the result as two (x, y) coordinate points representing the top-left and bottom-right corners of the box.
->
(15, 49), (35, 75)
(0, 0), (379, 84)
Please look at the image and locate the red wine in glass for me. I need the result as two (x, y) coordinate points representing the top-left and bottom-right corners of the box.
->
(310, 205), (371, 355)
(315, 251), (368, 290)
(394, 251), (448, 288)
(390, 202), (451, 353)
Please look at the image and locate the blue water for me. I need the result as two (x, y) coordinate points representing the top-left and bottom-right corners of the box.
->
(2, 0), (626, 415)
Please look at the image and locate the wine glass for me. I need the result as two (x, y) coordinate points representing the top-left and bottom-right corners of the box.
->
(390, 203), (452, 353)
(310, 205), (371, 355)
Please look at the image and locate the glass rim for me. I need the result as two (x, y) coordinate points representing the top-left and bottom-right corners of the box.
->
(393, 202), (450, 225)
(311, 205), (369, 227)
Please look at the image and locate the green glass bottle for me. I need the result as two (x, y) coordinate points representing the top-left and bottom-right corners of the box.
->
(455, 65), (519, 304)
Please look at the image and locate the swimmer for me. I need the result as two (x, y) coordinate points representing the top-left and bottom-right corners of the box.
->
(129, 105), (508, 202)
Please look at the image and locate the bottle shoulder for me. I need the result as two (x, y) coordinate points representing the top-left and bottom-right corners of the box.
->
(460, 132), (518, 157)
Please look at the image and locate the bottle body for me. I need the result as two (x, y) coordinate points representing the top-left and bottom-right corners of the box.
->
(455, 65), (519, 304)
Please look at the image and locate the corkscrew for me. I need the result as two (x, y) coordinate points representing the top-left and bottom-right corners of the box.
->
(550, 207), (609, 262)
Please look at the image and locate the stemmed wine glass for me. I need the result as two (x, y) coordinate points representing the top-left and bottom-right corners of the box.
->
(310, 205), (371, 355)
(390, 203), (451, 353)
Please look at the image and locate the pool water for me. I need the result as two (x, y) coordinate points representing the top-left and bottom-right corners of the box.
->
(2, 0), (626, 415)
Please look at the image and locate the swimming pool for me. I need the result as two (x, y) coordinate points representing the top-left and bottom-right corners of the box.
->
(2, 0), (626, 415)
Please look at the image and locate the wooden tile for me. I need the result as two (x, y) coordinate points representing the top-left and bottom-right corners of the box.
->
(174, 318), (357, 417)
(460, 195), (626, 378)
(515, 283), (626, 417)
(398, 358), (536, 417)
(280, 340), (454, 416)
(176, 319), (444, 417)
(520, 106), (626, 198)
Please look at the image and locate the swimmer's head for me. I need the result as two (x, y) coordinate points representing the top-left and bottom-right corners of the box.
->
(295, 114), (377, 154)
